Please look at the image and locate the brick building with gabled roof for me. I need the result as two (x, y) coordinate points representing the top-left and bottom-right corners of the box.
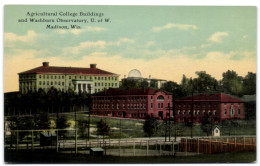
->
(174, 93), (245, 123)
(18, 62), (119, 94)
(91, 88), (173, 119)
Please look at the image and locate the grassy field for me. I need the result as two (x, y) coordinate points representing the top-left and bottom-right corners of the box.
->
(5, 149), (256, 163)
(50, 112), (256, 139)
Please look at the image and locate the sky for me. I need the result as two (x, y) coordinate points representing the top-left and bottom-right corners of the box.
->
(4, 5), (256, 92)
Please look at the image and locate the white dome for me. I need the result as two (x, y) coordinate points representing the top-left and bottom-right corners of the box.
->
(128, 69), (142, 78)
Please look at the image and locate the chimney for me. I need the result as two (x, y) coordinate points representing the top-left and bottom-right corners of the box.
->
(90, 64), (97, 69)
(42, 62), (49, 67)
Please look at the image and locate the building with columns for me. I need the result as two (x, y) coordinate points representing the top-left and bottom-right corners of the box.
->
(174, 93), (245, 124)
(91, 88), (173, 120)
(18, 62), (119, 94)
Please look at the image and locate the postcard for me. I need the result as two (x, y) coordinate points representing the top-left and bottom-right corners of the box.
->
(4, 5), (256, 163)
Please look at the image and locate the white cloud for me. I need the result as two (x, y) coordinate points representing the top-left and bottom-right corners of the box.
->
(200, 43), (211, 48)
(4, 30), (37, 42)
(208, 32), (229, 43)
(108, 38), (135, 46)
(146, 41), (156, 47)
(152, 23), (198, 32)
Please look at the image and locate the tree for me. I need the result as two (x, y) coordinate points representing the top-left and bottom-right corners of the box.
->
(193, 71), (219, 93)
(243, 72), (256, 95)
(221, 70), (243, 96)
(78, 119), (88, 138)
(161, 81), (183, 99)
(56, 116), (71, 138)
(143, 118), (158, 138)
(34, 112), (51, 130)
(201, 116), (213, 136)
(96, 119), (110, 143)
(120, 79), (139, 89)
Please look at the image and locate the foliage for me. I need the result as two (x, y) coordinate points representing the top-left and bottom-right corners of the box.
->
(96, 119), (110, 141)
(77, 119), (88, 138)
(200, 116), (213, 136)
(143, 118), (158, 137)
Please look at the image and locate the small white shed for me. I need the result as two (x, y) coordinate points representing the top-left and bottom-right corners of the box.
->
(212, 126), (221, 137)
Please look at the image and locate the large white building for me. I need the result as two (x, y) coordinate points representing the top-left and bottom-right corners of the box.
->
(18, 62), (120, 94)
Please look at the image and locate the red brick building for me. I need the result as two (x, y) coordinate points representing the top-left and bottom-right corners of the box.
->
(91, 88), (173, 119)
(174, 93), (244, 123)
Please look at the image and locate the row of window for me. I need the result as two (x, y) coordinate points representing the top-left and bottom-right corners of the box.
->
(177, 104), (217, 108)
(177, 110), (217, 116)
(224, 109), (240, 116)
(93, 96), (148, 101)
(92, 111), (147, 118)
(39, 81), (65, 86)
(94, 82), (117, 87)
(38, 74), (118, 81)
(93, 103), (147, 110)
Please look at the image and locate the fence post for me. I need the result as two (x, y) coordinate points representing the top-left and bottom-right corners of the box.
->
(243, 136), (245, 150)
(172, 141), (174, 155)
(185, 138), (187, 155)
(119, 140), (121, 156)
(31, 130), (34, 151)
(209, 137), (212, 154)
(160, 143), (162, 155)
(146, 140), (149, 156)
(16, 131), (19, 151)
(235, 136), (236, 151)
(133, 140), (135, 156)
(56, 130), (59, 152)
(197, 138), (199, 154)
(75, 130), (77, 154)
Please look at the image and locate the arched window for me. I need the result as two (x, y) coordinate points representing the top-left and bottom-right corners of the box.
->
(157, 95), (164, 101)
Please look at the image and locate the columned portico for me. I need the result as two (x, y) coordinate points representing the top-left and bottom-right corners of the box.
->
(72, 80), (94, 94)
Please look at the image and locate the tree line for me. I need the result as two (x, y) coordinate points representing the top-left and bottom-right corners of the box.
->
(120, 70), (256, 99)
(4, 87), (90, 116)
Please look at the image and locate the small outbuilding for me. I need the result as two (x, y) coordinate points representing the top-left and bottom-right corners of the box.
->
(212, 126), (221, 137)
(40, 131), (57, 146)
(90, 147), (104, 156)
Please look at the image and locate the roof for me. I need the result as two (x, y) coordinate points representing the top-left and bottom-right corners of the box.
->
(19, 63), (117, 76)
(93, 88), (172, 96)
(175, 93), (244, 103)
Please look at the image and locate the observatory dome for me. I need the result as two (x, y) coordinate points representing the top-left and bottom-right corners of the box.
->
(128, 69), (142, 78)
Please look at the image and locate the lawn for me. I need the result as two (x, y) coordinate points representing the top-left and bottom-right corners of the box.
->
(5, 149), (256, 163)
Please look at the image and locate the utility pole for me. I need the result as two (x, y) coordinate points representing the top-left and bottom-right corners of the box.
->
(87, 85), (92, 141)
(190, 78), (194, 138)
(166, 106), (174, 141)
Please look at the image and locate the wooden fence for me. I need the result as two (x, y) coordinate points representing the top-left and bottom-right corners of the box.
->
(179, 136), (256, 154)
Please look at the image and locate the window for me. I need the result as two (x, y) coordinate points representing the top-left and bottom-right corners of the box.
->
(39, 75), (41, 79)
(115, 83), (117, 87)
(95, 83), (97, 86)
(69, 76), (71, 79)
(90, 77), (92, 80)
(47, 75), (49, 79)
(157, 95), (164, 101)
(43, 81), (45, 85)
(62, 82), (64, 86)
(238, 109), (240, 115)
(47, 81), (49, 85)
(161, 103), (163, 108)
(230, 109), (234, 116)
(224, 109), (227, 116)
(158, 103), (160, 108)
(39, 81), (41, 85)
(183, 110), (186, 115)
(43, 75), (45, 79)
(58, 82), (60, 85)
(51, 75), (53, 79)
(112, 83), (114, 87)
(197, 111), (200, 115)
(178, 110), (180, 115)
(151, 103), (153, 108)
(51, 82), (53, 85)
(55, 76), (57, 79)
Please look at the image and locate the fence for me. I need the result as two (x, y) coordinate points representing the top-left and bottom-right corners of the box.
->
(4, 129), (179, 156)
(179, 136), (256, 154)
